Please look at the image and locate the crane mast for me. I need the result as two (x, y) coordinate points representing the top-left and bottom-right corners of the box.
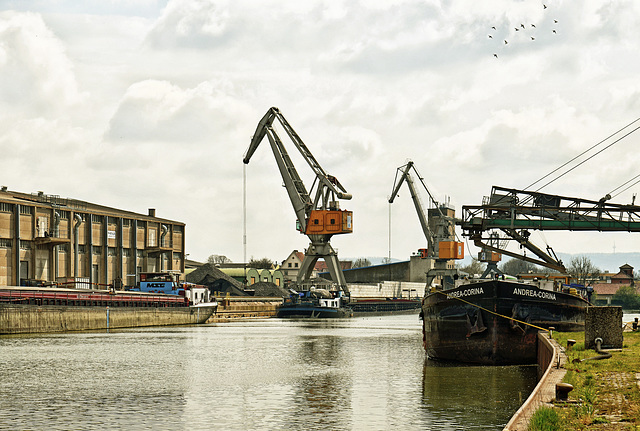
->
(389, 161), (463, 292)
(243, 107), (353, 293)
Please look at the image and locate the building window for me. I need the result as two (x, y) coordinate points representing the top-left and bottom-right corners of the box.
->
(148, 229), (157, 247)
(122, 219), (130, 227)
(58, 244), (69, 253)
(107, 216), (117, 224)
(136, 250), (143, 258)
(0, 203), (12, 212)
(108, 247), (116, 256)
(19, 206), (33, 215)
(94, 246), (102, 255)
(123, 248), (131, 257)
(91, 214), (103, 223)
(19, 240), (31, 249)
(173, 252), (182, 260)
(78, 245), (86, 254)
(59, 210), (69, 220)
(288, 263), (292, 267)
(138, 220), (146, 229)
(173, 225), (183, 233)
(0, 239), (11, 248)
(295, 263), (298, 268)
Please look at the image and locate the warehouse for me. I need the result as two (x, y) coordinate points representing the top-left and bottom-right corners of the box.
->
(0, 187), (185, 289)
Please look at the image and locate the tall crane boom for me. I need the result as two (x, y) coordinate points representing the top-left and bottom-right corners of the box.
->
(389, 161), (434, 251)
(389, 161), (463, 291)
(460, 186), (640, 272)
(243, 107), (353, 292)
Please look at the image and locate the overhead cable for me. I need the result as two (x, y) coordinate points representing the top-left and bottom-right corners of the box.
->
(526, 123), (640, 196)
(523, 116), (640, 192)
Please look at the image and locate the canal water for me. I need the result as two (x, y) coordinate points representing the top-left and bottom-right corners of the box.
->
(0, 314), (536, 430)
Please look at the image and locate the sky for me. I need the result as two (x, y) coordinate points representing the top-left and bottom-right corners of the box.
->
(2, 0), (640, 265)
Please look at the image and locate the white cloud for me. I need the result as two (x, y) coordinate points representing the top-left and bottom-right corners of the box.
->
(0, 11), (84, 118)
(3, 1), (640, 264)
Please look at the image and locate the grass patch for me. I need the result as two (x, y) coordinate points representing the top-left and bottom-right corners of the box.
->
(548, 331), (640, 429)
(528, 406), (561, 431)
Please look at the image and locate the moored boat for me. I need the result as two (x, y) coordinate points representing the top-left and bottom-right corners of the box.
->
(348, 298), (421, 316)
(277, 288), (352, 318)
(421, 279), (588, 365)
(0, 286), (217, 334)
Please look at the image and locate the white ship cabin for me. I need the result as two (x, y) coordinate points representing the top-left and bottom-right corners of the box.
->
(319, 297), (341, 308)
(183, 284), (210, 305)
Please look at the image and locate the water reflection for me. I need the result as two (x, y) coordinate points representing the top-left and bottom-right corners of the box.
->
(0, 315), (536, 430)
(422, 359), (537, 429)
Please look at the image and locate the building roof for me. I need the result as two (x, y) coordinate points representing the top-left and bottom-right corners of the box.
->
(1, 189), (183, 225)
(592, 283), (620, 296)
(592, 283), (640, 295)
(314, 260), (353, 271)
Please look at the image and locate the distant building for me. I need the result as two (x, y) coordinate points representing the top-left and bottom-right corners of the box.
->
(611, 263), (634, 286)
(592, 264), (637, 305)
(0, 188), (186, 289)
(281, 249), (351, 284)
(281, 250), (305, 281)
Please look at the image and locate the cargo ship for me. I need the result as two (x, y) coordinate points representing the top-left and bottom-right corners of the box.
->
(421, 278), (588, 365)
(0, 285), (217, 335)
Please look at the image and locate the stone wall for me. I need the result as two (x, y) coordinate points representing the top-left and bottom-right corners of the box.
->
(585, 306), (623, 349)
(347, 281), (425, 298)
(0, 304), (212, 334)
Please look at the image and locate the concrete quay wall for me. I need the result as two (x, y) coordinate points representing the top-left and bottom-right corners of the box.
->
(504, 332), (567, 431)
(0, 304), (210, 334)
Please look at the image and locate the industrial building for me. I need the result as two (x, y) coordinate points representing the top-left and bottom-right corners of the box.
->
(0, 188), (185, 289)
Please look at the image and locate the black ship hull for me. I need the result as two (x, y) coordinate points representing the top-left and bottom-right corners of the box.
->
(348, 299), (421, 316)
(421, 280), (588, 365)
(276, 303), (352, 318)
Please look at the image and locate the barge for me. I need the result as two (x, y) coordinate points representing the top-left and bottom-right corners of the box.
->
(348, 298), (421, 316)
(277, 288), (352, 318)
(277, 288), (421, 318)
(0, 286), (217, 334)
(421, 279), (588, 365)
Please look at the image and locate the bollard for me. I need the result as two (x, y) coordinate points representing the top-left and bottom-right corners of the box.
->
(556, 383), (574, 401)
(634, 318), (638, 331)
(567, 339), (576, 350)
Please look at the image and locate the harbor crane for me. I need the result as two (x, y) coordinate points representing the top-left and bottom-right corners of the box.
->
(243, 107), (353, 293)
(459, 186), (640, 273)
(389, 161), (463, 290)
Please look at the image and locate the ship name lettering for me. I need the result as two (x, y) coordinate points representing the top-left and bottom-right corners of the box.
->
(447, 287), (484, 299)
(512, 288), (556, 301)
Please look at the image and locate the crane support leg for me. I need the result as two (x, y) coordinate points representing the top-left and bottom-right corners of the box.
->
(297, 241), (349, 294)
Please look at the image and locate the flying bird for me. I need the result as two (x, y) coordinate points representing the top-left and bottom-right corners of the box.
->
(494, 53), (498, 58)
(521, 24), (525, 29)
(515, 27), (519, 31)
(543, 4), (547, 9)
(553, 29), (557, 33)
(531, 24), (536, 28)
(488, 35), (493, 38)
(492, 26), (497, 30)
(554, 19), (558, 23)
(504, 40), (508, 44)
(531, 37), (535, 40)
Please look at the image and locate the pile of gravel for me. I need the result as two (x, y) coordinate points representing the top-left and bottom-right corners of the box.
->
(186, 263), (243, 289)
(248, 282), (289, 298)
